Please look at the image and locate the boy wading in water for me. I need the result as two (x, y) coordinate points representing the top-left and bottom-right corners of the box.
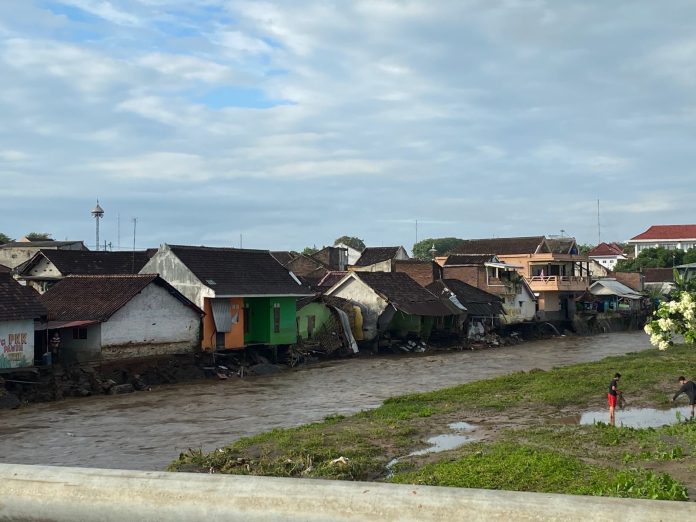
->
(608, 373), (621, 426)
(672, 376), (696, 418)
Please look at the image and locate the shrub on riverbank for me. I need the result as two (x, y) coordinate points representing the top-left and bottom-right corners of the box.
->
(170, 344), (696, 499)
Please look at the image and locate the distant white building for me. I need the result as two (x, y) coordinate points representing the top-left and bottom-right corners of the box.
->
(628, 225), (696, 257)
(587, 242), (628, 270)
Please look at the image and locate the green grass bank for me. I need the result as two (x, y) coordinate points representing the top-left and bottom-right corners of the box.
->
(170, 344), (696, 500)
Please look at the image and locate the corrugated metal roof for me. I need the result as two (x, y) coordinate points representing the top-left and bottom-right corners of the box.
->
(590, 279), (643, 299)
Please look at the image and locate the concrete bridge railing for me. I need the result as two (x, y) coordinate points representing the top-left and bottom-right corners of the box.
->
(1, 463), (695, 521)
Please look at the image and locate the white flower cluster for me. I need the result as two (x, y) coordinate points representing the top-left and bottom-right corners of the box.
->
(644, 291), (696, 350)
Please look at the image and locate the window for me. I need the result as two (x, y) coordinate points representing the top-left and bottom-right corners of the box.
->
(307, 315), (316, 338)
(72, 327), (87, 340)
(216, 332), (225, 348)
(273, 304), (281, 333)
(243, 307), (250, 334)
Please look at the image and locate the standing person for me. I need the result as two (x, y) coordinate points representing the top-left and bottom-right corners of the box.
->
(672, 376), (696, 418)
(608, 373), (621, 426)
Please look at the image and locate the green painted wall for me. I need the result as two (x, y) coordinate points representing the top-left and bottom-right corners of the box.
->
(244, 296), (298, 345)
(389, 311), (422, 338)
(296, 302), (332, 340)
(386, 312), (436, 341)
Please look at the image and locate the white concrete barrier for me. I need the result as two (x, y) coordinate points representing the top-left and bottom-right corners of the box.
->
(0, 463), (694, 521)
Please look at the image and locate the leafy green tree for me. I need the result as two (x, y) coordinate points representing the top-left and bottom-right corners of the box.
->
(0, 232), (12, 244)
(24, 232), (52, 241)
(412, 237), (466, 260)
(577, 243), (595, 256)
(333, 236), (366, 252)
(302, 245), (319, 256)
(615, 247), (693, 272)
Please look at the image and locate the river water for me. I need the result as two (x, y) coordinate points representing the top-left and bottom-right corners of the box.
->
(0, 331), (650, 471)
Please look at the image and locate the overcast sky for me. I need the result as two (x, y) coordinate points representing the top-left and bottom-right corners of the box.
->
(1, 1), (694, 252)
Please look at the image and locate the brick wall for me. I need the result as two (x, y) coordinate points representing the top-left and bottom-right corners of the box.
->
(613, 272), (644, 292)
(394, 261), (440, 287)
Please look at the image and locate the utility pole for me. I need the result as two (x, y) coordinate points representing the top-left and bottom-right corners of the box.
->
(132, 218), (137, 273)
(597, 199), (601, 244)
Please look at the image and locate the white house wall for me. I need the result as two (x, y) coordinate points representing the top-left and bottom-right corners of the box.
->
(327, 277), (387, 341)
(100, 283), (201, 360)
(0, 319), (35, 368)
(501, 288), (536, 324)
(140, 246), (214, 308)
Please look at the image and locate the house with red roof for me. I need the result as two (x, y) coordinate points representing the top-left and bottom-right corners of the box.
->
(627, 225), (696, 257)
(587, 242), (628, 271)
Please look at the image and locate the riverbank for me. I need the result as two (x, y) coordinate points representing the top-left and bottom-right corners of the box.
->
(170, 343), (696, 501)
(0, 332), (651, 471)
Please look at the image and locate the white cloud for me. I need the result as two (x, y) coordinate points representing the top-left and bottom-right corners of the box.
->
(136, 53), (236, 83)
(1, 38), (124, 94)
(0, 150), (28, 162)
(92, 152), (214, 182)
(58, 0), (141, 27)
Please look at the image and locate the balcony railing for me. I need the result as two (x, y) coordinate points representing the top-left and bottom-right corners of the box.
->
(526, 275), (589, 290)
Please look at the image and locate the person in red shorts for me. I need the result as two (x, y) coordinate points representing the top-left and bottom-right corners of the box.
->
(608, 372), (621, 426)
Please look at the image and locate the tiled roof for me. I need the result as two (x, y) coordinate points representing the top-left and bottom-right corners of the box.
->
(0, 240), (85, 249)
(168, 245), (312, 297)
(0, 273), (47, 321)
(354, 246), (402, 267)
(427, 279), (504, 317)
(315, 271), (349, 293)
(40, 274), (160, 321)
(354, 272), (457, 316)
(545, 238), (577, 254)
(270, 251), (297, 266)
(452, 236), (546, 255)
(443, 254), (496, 266)
(19, 250), (151, 276)
(588, 242), (626, 257)
(39, 274), (201, 322)
(641, 268), (675, 283)
(630, 225), (696, 241)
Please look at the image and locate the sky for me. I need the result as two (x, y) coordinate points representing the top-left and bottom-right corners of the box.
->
(1, 1), (695, 253)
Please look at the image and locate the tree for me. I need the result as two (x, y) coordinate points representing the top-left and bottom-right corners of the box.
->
(302, 246), (319, 256)
(333, 236), (366, 252)
(577, 244), (595, 256)
(24, 232), (52, 241)
(0, 232), (12, 244)
(615, 247), (694, 272)
(644, 272), (696, 349)
(412, 237), (466, 260)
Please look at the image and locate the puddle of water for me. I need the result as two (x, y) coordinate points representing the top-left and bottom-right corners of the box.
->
(409, 422), (476, 456)
(387, 421), (477, 472)
(579, 407), (694, 428)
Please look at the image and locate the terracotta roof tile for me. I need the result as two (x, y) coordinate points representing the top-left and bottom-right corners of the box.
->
(39, 274), (161, 322)
(167, 245), (312, 297)
(452, 236), (546, 255)
(19, 250), (151, 276)
(0, 273), (47, 321)
(353, 272), (457, 316)
(588, 242), (626, 257)
(631, 225), (696, 241)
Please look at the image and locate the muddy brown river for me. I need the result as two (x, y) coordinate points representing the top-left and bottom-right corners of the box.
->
(0, 331), (650, 471)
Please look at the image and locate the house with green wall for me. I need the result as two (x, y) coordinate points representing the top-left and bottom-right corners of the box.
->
(324, 271), (462, 344)
(141, 244), (313, 351)
(296, 295), (359, 356)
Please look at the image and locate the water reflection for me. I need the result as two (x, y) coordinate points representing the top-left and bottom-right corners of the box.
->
(579, 407), (694, 428)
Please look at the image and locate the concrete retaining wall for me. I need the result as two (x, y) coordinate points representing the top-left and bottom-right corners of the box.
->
(1, 463), (695, 521)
